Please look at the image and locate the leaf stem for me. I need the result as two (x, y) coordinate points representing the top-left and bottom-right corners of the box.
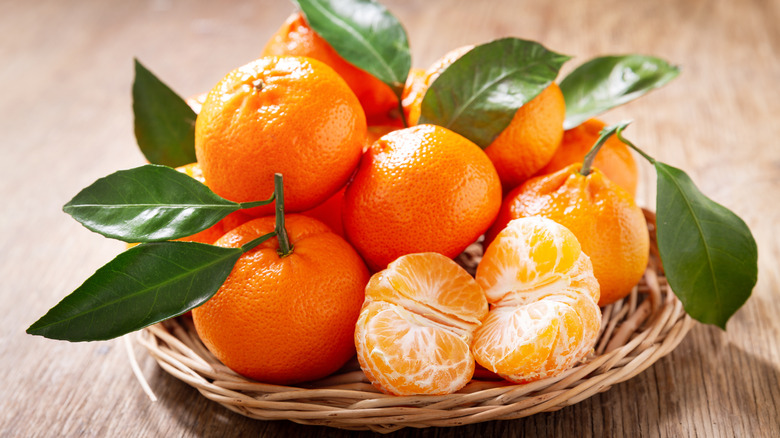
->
(239, 192), (276, 210)
(580, 120), (632, 176)
(240, 231), (277, 253)
(615, 127), (656, 164)
(274, 173), (293, 257)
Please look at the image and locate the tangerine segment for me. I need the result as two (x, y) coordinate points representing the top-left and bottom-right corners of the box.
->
(356, 301), (476, 396)
(355, 253), (488, 395)
(473, 217), (601, 383)
(476, 216), (583, 304)
(368, 253), (488, 330)
(471, 303), (561, 378)
(472, 289), (600, 383)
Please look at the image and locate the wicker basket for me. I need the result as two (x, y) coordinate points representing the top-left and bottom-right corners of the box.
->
(137, 210), (695, 433)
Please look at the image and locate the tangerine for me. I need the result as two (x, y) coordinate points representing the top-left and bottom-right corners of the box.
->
(365, 125), (400, 151)
(473, 217), (601, 383)
(354, 252), (488, 395)
(401, 45), (565, 190)
(486, 164), (649, 306)
(192, 214), (369, 384)
(343, 124), (502, 271)
(300, 186), (346, 238)
(194, 56), (366, 216)
(537, 118), (638, 196)
(485, 84), (566, 190)
(262, 12), (401, 126)
(300, 126), (399, 237)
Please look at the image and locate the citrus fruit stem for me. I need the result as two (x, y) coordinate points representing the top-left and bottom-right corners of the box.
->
(240, 231), (277, 253)
(239, 192), (276, 210)
(274, 173), (294, 257)
(580, 120), (632, 176)
(616, 127), (656, 164)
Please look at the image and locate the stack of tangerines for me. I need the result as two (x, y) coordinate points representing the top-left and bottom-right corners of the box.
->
(178, 11), (650, 396)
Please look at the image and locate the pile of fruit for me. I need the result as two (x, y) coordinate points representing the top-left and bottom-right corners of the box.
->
(28, 0), (757, 399)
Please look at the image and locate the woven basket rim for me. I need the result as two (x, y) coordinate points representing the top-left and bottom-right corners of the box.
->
(137, 209), (695, 433)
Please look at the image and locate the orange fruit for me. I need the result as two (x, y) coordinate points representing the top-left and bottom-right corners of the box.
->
(194, 56), (366, 217)
(300, 126), (399, 237)
(300, 186), (346, 238)
(401, 45), (565, 190)
(473, 217), (601, 383)
(365, 125), (399, 151)
(485, 84), (566, 190)
(486, 164), (649, 306)
(192, 214), (369, 384)
(173, 163), (250, 244)
(262, 12), (401, 126)
(343, 124), (502, 271)
(354, 252), (488, 395)
(536, 118), (638, 196)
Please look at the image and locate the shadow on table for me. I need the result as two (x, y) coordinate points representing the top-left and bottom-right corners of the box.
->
(142, 363), (556, 438)
(669, 324), (779, 433)
(588, 322), (780, 436)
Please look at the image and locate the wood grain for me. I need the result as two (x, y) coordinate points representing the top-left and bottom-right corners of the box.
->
(1, 0), (778, 436)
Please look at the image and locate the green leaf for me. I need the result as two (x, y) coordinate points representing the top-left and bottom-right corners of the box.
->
(133, 58), (198, 167)
(418, 38), (570, 149)
(64, 164), (248, 243)
(26, 241), (243, 341)
(560, 55), (680, 130)
(654, 162), (758, 329)
(293, 0), (411, 96)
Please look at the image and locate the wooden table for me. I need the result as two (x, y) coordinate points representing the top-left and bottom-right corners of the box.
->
(3, 0), (778, 436)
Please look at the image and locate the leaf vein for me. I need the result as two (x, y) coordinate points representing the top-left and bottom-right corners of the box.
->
(308, 1), (397, 82)
(30, 248), (238, 331)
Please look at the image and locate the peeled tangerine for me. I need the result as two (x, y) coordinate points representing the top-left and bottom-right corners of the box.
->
(354, 253), (488, 395)
(473, 217), (601, 383)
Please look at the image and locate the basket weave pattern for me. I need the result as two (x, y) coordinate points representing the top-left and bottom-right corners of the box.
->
(137, 210), (695, 433)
